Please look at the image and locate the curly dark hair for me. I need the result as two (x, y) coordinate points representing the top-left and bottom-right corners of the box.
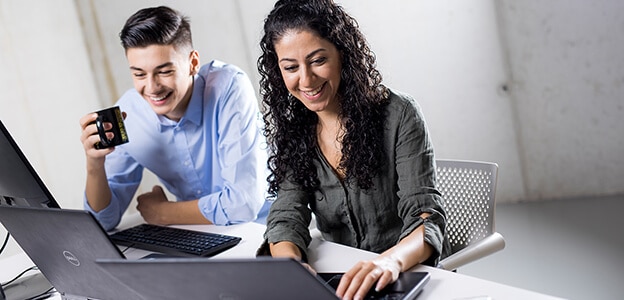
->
(259, 0), (389, 196)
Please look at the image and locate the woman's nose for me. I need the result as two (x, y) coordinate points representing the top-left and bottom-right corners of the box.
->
(299, 67), (315, 87)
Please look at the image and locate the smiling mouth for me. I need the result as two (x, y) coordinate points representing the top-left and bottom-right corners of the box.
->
(149, 92), (172, 101)
(301, 83), (325, 97)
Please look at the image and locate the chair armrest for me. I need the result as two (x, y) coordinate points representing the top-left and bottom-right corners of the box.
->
(437, 232), (506, 271)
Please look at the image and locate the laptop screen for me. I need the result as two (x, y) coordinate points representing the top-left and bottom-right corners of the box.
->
(95, 257), (430, 300)
(0, 120), (60, 209)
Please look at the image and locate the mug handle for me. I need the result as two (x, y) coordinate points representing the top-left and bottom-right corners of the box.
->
(95, 115), (111, 148)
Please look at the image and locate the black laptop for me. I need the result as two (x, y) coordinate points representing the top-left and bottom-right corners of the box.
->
(0, 206), (144, 300)
(96, 257), (430, 300)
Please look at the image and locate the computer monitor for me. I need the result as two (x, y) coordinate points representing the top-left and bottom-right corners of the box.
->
(0, 120), (60, 208)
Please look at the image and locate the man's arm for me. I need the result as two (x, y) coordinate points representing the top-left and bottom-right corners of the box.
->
(80, 110), (143, 231)
(80, 112), (114, 212)
(85, 157), (112, 212)
(135, 186), (211, 225)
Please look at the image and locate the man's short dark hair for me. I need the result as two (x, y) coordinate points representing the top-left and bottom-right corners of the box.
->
(119, 6), (192, 51)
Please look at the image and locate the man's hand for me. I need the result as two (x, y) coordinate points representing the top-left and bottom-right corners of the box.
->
(79, 111), (127, 159)
(79, 113), (114, 159)
(335, 256), (401, 300)
(136, 185), (171, 225)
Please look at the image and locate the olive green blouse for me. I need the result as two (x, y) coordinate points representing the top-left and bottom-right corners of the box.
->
(263, 89), (448, 265)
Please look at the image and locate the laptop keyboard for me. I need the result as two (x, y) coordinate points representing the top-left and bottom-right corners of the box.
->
(109, 224), (242, 257)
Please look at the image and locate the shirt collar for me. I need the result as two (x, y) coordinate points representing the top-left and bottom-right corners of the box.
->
(183, 75), (204, 127)
(157, 75), (204, 130)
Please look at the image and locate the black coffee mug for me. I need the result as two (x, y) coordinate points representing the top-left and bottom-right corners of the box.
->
(93, 106), (129, 149)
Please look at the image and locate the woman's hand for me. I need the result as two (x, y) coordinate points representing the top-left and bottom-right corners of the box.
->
(336, 216), (433, 300)
(269, 241), (317, 275)
(335, 255), (402, 300)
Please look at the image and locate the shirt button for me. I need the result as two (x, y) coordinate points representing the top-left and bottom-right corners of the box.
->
(196, 190), (202, 195)
(184, 160), (191, 166)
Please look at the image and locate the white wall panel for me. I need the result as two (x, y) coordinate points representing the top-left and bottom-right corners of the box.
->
(498, 0), (624, 200)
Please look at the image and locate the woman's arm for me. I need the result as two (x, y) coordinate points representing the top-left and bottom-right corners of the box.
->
(269, 241), (303, 260)
(336, 94), (444, 300)
(335, 213), (432, 300)
(269, 241), (318, 274)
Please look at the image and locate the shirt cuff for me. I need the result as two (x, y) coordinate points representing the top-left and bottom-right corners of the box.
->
(83, 194), (121, 231)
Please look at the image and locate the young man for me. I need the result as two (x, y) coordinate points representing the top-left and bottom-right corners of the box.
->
(78, 6), (267, 231)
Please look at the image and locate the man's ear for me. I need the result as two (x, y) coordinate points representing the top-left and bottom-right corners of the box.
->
(189, 50), (200, 75)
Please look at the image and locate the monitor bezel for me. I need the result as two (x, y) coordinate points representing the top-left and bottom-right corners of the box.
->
(0, 120), (61, 209)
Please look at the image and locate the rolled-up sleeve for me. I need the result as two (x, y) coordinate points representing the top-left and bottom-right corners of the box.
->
(394, 95), (447, 264)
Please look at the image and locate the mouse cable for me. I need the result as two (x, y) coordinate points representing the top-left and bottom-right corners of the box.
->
(1, 266), (39, 287)
(0, 232), (8, 255)
(25, 286), (57, 300)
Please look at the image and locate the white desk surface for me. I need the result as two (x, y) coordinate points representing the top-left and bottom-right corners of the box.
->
(1, 218), (563, 300)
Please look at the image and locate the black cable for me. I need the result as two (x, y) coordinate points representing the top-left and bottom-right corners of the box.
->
(1, 266), (39, 287)
(0, 232), (9, 254)
(2, 266), (56, 300)
(1, 231), (12, 300)
(25, 286), (56, 300)
(1, 236), (54, 299)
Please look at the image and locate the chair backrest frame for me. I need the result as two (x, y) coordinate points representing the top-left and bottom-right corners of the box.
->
(435, 159), (499, 255)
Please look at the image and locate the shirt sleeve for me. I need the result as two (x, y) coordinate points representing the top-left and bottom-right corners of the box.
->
(83, 147), (143, 231)
(197, 71), (266, 225)
(262, 175), (314, 261)
(394, 96), (447, 265)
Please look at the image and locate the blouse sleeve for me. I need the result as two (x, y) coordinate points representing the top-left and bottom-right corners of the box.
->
(394, 95), (448, 265)
(262, 176), (314, 261)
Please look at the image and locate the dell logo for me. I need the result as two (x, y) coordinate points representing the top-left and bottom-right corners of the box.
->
(63, 251), (80, 267)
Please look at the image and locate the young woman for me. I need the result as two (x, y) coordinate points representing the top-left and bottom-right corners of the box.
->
(257, 0), (449, 299)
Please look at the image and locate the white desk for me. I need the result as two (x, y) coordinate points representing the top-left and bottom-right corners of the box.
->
(1, 220), (563, 300)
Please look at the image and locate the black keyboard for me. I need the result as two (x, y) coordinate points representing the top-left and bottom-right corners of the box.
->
(109, 224), (242, 257)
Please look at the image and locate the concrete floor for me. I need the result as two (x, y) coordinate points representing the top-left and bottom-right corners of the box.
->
(458, 195), (624, 300)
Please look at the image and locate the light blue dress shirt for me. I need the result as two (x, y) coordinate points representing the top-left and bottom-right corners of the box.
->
(85, 60), (268, 231)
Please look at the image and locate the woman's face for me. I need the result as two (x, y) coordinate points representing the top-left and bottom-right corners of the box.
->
(274, 29), (342, 115)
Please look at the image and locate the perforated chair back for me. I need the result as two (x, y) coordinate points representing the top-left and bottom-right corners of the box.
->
(435, 159), (505, 270)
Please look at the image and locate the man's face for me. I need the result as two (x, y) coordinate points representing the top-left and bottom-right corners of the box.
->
(126, 44), (199, 121)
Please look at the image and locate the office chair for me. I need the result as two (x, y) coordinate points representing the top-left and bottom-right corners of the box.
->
(435, 159), (506, 271)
